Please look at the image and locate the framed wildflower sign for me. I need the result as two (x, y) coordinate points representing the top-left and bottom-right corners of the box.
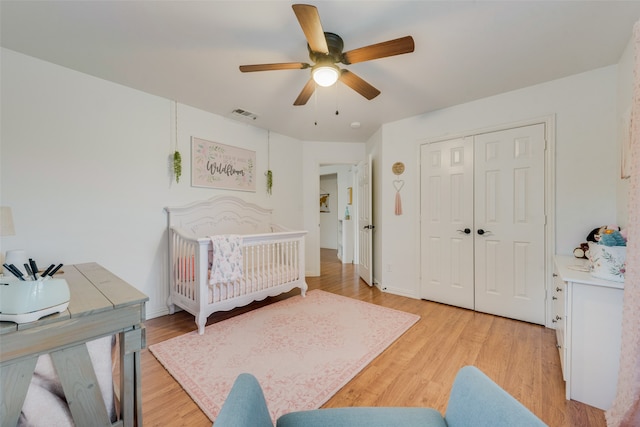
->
(191, 137), (256, 191)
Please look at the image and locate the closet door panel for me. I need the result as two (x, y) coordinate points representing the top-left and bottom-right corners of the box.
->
(474, 124), (546, 324)
(420, 137), (474, 309)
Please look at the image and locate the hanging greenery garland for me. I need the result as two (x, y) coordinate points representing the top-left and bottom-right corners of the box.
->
(173, 150), (182, 183)
(172, 101), (182, 184)
(266, 130), (273, 195)
(266, 169), (273, 195)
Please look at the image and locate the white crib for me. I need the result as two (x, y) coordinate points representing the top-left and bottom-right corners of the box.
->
(165, 196), (307, 335)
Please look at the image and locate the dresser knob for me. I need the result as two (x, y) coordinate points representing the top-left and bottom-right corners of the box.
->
(552, 296), (557, 300)
(556, 344), (561, 349)
(556, 315), (562, 320)
(552, 318), (557, 323)
(556, 287), (562, 292)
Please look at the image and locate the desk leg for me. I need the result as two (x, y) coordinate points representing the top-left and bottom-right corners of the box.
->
(120, 326), (144, 427)
(50, 344), (112, 426)
(0, 357), (37, 427)
(135, 348), (143, 425)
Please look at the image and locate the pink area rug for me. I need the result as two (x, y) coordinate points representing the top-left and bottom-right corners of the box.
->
(149, 290), (420, 422)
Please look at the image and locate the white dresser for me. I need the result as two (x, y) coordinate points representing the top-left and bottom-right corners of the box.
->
(337, 219), (354, 264)
(553, 255), (624, 410)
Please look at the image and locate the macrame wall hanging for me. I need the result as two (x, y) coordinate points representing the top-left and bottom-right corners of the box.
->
(392, 162), (405, 215)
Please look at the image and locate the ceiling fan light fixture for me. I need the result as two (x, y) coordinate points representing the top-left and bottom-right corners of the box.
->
(312, 64), (339, 87)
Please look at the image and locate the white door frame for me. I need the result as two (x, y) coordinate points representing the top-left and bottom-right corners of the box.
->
(418, 115), (556, 327)
(314, 161), (360, 274)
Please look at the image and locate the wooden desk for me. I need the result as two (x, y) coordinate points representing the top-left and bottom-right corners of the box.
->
(0, 263), (148, 427)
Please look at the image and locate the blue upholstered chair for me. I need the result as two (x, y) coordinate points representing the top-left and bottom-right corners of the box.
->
(214, 365), (547, 427)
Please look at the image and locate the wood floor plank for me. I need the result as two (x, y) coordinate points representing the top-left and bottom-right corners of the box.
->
(141, 249), (606, 426)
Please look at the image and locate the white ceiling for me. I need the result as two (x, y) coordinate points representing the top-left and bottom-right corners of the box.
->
(2, 1), (640, 142)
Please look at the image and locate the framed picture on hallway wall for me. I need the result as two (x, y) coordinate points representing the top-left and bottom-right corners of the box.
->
(191, 137), (256, 191)
(320, 193), (330, 213)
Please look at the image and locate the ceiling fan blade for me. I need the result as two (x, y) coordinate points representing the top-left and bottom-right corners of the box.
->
(342, 36), (415, 65)
(294, 78), (316, 106)
(340, 70), (381, 100)
(239, 62), (310, 72)
(292, 4), (329, 54)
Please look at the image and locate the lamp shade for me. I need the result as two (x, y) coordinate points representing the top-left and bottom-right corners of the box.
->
(0, 206), (15, 237)
(312, 65), (339, 87)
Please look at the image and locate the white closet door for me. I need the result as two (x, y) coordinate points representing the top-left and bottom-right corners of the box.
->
(420, 123), (546, 325)
(474, 124), (546, 324)
(420, 137), (475, 309)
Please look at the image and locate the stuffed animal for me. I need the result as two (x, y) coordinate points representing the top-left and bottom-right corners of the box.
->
(599, 229), (626, 246)
(573, 242), (590, 259)
(586, 225), (622, 243)
(586, 226), (605, 243)
(575, 225), (626, 258)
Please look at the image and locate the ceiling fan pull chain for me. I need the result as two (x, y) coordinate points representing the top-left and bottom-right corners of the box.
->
(314, 84), (319, 125)
(335, 83), (340, 116)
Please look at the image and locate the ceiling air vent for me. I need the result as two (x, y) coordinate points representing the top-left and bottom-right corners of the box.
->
(231, 108), (258, 121)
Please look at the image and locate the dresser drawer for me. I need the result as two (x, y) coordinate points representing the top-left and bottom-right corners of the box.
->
(552, 267), (566, 379)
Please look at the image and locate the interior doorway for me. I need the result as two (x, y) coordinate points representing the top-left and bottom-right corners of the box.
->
(319, 164), (357, 273)
(319, 173), (339, 251)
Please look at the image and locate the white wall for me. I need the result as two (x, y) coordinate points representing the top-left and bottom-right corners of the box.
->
(372, 66), (619, 299)
(617, 36), (634, 228)
(1, 48), (303, 319)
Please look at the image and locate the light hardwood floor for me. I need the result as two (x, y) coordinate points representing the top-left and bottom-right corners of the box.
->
(141, 249), (606, 426)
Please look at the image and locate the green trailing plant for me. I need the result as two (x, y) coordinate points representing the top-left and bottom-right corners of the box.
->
(266, 169), (273, 195)
(173, 150), (182, 183)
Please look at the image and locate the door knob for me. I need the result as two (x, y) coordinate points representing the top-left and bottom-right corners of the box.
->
(477, 229), (488, 235)
(457, 228), (471, 235)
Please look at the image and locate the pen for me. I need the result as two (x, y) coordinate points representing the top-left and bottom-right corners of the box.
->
(41, 264), (55, 277)
(10, 264), (26, 280)
(49, 263), (63, 276)
(29, 259), (39, 279)
(24, 263), (36, 281)
(4, 263), (25, 281)
(2, 262), (20, 279)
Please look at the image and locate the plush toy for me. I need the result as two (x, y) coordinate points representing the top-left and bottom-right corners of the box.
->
(587, 226), (605, 243)
(586, 225), (622, 243)
(575, 225), (626, 258)
(599, 229), (626, 246)
(573, 242), (590, 259)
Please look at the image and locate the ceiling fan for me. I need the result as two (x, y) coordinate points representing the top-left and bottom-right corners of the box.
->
(239, 4), (415, 106)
